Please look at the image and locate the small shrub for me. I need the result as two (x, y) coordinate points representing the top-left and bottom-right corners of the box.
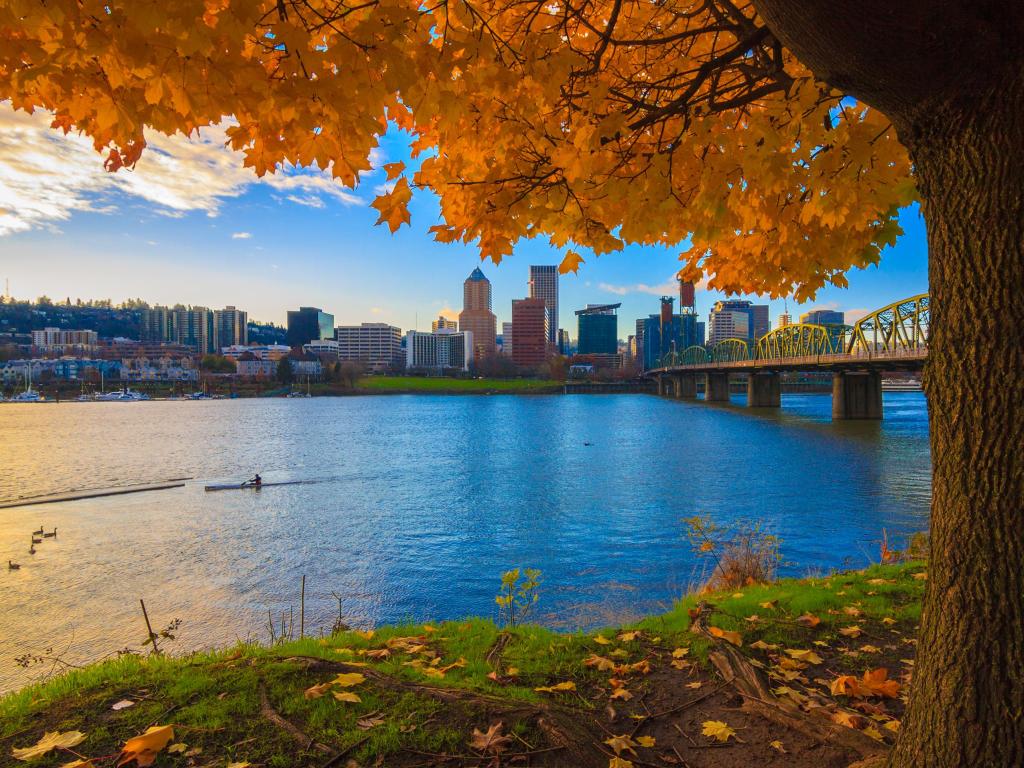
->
(495, 568), (541, 628)
(684, 516), (782, 592)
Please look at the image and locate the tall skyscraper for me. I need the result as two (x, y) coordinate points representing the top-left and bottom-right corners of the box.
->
(576, 304), (620, 355)
(634, 319), (646, 369)
(501, 321), (514, 357)
(557, 328), (571, 356)
(214, 306), (248, 350)
(778, 312), (793, 328)
(707, 300), (770, 345)
(432, 315), (457, 332)
(287, 307), (334, 348)
(511, 298), (549, 367)
(679, 279), (696, 313)
(528, 265), (559, 344)
(458, 267), (497, 362)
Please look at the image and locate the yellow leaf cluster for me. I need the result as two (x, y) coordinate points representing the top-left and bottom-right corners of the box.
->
(0, 1), (914, 295)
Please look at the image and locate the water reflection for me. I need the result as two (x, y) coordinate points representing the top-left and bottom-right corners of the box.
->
(0, 393), (930, 691)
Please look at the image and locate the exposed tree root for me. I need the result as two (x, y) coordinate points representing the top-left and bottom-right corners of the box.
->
(277, 655), (608, 767)
(258, 683), (336, 757)
(690, 603), (884, 759)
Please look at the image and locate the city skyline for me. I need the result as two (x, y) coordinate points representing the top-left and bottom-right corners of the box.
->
(0, 109), (929, 336)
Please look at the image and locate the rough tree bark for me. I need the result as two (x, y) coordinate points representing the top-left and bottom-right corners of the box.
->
(751, 2), (1024, 765)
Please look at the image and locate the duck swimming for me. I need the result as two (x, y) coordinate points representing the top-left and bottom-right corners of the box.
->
(8, 560), (20, 570)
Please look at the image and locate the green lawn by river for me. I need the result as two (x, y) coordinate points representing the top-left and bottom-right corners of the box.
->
(355, 376), (561, 393)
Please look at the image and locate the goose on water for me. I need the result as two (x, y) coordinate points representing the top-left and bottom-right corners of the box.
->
(29, 543), (36, 555)
(8, 560), (20, 570)
(31, 536), (42, 545)
(43, 528), (56, 538)
(32, 526), (43, 536)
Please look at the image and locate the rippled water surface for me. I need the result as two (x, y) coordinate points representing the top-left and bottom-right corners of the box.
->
(0, 393), (931, 692)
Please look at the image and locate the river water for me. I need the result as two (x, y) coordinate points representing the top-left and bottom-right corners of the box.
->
(0, 393), (930, 692)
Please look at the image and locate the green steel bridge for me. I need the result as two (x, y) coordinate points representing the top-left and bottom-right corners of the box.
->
(647, 293), (928, 419)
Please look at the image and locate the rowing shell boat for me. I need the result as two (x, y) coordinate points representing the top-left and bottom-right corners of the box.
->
(204, 481), (306, 492)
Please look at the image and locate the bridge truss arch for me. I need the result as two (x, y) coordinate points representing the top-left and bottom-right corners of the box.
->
(755, 323), (850, 360)
(681, 345), (711, 365)
(712, 338), (750, 363)
(847, 293), (929, 354)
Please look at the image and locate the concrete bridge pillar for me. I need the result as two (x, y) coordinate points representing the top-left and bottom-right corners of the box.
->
(747, 372), (781, 407)
(656, 375), (666, 397)
(832, 371), (883, 420)
(676, 373), (698, 399)
(704, 372), (731, 402)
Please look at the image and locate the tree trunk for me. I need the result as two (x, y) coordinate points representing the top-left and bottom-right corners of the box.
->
(885, 67), (1024, 768)
(749, 2), (1024, 765)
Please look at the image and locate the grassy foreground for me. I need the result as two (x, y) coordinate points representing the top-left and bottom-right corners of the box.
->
(1, 563), (925, 767)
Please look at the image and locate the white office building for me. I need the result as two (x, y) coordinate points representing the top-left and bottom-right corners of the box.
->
(334, 323), (402, 372)
(405, 329), (472, 371)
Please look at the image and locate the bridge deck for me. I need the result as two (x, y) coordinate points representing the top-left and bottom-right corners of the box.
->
(649, 348), (926, 375)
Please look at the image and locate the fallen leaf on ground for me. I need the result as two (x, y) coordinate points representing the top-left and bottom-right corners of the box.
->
(59, 761), (94, 768)
(166, 744), (187, 754)
(882, 617), (897, 625)
(833, 710), (870, 730)
(304, 683), (333, 699)
(749, 640), (778, 651)
(226, 763), (250, 768)
(671, 647), (690, 658)
(744, 614), (760, 623)
(884, 720), (901, 732)
(759, 600), (778, 609)
(117, 725), (174, 767)
(354, 630), (375, 640)
(671, 659), (691, 670)
(608, 758), (635, 768)
(13, 731), (87, 761)
(535, 681), (576, 693)
(860, 644), (882, 653)
(334, 692), (361, 703)
(708, 626), (742, 646)
(604, 734), (638, 756)
(111, 700), (135, 711)
(840, 626), (863, 638)
(357, 715), (385, 730)
(796, 613), (821, 627)
(686, 681), (703, 689)
(843, 606), (863, 616)
(610, 688), (633, 700)
(593, 635), (612, 645)
(831, 668), (901, 699)
(912, 572), (927, 580)
(635, 736), (655, 748)
(701, 720), (735, 742)
(769, 740), (787, 753)
(585, 654), (617, 672)
(332, 673), (366, 687)
(785, 649), (823, 665)
(470, 723), (513, 754)
(617, 631), (640, 642)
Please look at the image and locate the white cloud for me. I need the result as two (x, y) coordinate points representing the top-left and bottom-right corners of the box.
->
(844, 308), (869, 324)
(598, 274), (709, 297)
(0, 107), (365, 236)
(231, 232), (252, 239)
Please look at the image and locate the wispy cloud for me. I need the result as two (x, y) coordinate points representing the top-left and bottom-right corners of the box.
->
(598, 275), (709, 297)
(0, 108), (364, 236)
(844, 308), (869, 324)
(231, 232), (252, 240)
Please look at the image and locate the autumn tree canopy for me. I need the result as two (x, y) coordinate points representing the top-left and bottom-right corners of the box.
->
(0, 0), (913, 299)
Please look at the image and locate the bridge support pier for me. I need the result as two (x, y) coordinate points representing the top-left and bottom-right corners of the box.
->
(656, 375), (667, 397)
(832, 371), (883, 420)
(675, 373), (698, 399)
(747, 372), (781, 407)
(704, 372), (731, 402)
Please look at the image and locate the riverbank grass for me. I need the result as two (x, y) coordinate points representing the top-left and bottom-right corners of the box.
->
(2, 562), (925, 767)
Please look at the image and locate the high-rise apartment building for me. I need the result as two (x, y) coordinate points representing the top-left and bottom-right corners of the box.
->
(431, 315), (458, 332)
(334, 323), (403, 371)
(634, 319), (646, 369)
(576, 304), (620, 355)
(406, 329), (472, 371)
(287, 307), (334, 348)
(214, 306), (248, 350)
(140, 306), (172, 342)
(528, 265), (559, 344)
(458, 267), (496, 362)
(778, 312), (793, 328)
(752, 304), (770, 340)
(31, 328), (98, 349)
(511, 298), (549, 368)
(173, 307), (213, 354)
(800, 309), (845, 325)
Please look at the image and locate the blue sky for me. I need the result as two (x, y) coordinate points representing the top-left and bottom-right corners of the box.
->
(0, 107), (928, 336)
